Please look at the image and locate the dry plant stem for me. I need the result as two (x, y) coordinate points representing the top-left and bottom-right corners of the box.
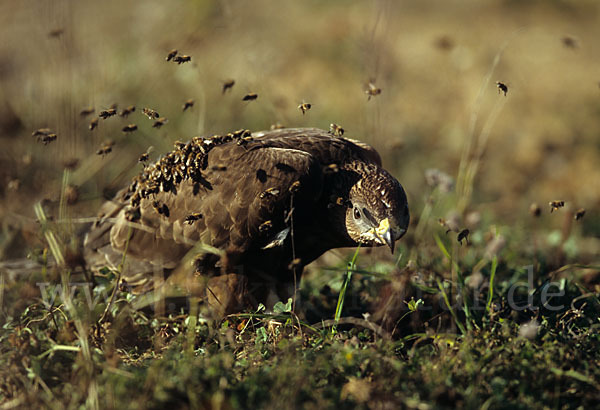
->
(36, 196), (101, 410)
(409, 189), (439, 263)
(0, 273), (4, 318)
(100, 225), (132, 324)
(456, 31), (520, 214)
(186, 298), (199, 355)
(458, 97), (507, 214)
(289, 194), (298, 312)
(153, 263), (165, 318)
(34, 203), (65, 266)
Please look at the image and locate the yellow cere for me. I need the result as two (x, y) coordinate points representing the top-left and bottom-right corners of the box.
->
(375, 218), (390, 236)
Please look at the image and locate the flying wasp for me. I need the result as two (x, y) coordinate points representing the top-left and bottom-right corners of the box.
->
(79, 107), (94, 117)
(48, 28), (64, 38)
(32, 128), (52, 137)
(323, 163), (339, 174)
(99, 108), (117, 119)
(457, 229), (470, 245)
(288, 258), (302, 271)
(529, 203), (541, 217)
(329, 123), (344, 137)
(89, 118), (98, 131)
(173, 55), (191, 64)
(38, 133), (57, 145)
(138, 146), (154, 164)
(119, 105), (136, 117)
(289, 181), (301, 193)
(122, 124), (138, 134)
(96, 140), (115, 157)
(153, 117), (168, 128)
(166, 49), (178, 61)
(153, 201), (170, 217)
(574, 208), (586, 220)
(242, 93), (258, 101)
(496, 82), (508, 96)
(185, 213), (203, 224)
(142, 107), (160, 119)
(562, 36), (579, 49)
(259, 220), (273, 232)
(549, 200), (565, 213)
(222, 80), (235, 94)
(298, 103), (312, 115)
(182, 99), (194, 111)
(365, 82), (381, 100)
(259, 188), (279, 199)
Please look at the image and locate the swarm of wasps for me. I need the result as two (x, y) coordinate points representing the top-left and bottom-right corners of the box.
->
(32, 128), (57, 145)
(123, 130), (253, 221)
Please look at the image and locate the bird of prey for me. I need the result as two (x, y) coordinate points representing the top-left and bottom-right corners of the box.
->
(84, 128), (409, 315)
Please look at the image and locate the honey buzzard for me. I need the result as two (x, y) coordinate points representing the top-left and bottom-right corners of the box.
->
(84, 128), (409, 314)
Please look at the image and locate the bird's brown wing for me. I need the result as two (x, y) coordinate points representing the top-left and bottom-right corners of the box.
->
(253, 128), (382, 167)
(89, 141), (324, 285)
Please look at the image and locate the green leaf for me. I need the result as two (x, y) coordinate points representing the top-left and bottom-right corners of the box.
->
(273, 298), (292, 314)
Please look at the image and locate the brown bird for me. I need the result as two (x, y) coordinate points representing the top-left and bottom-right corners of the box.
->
(84, 128), (409, 315)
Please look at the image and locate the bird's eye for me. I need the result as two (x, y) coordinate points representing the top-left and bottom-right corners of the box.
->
(353, 207), (361, 220)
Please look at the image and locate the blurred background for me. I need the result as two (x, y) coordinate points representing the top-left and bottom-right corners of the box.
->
(0, 0), (599, 266)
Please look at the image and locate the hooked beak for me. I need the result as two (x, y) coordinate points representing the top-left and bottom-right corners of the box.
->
(382, 227), (395, 254)
(373, 218), (406, 254)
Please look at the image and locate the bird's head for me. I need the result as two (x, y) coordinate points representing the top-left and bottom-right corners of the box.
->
(344, 165), (409, 253)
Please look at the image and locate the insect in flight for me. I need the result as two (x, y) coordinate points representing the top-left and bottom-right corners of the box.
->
(298, 103), (312, 115)
(549, 200), (565, 213)
(496, 82), (508, 96)
(365, 81), (381, 100)
(222, 80), (235, 94)
(182, 99), (194, 111)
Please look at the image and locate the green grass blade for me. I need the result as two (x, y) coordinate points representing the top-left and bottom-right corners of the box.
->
(437, 278), (466, 335)
(334, 245), (360, 329)
(486, 256), (498, 315)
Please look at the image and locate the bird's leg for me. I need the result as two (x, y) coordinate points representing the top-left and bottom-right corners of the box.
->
(198, 248), (251, 317)
(204, 273), (250, 317)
